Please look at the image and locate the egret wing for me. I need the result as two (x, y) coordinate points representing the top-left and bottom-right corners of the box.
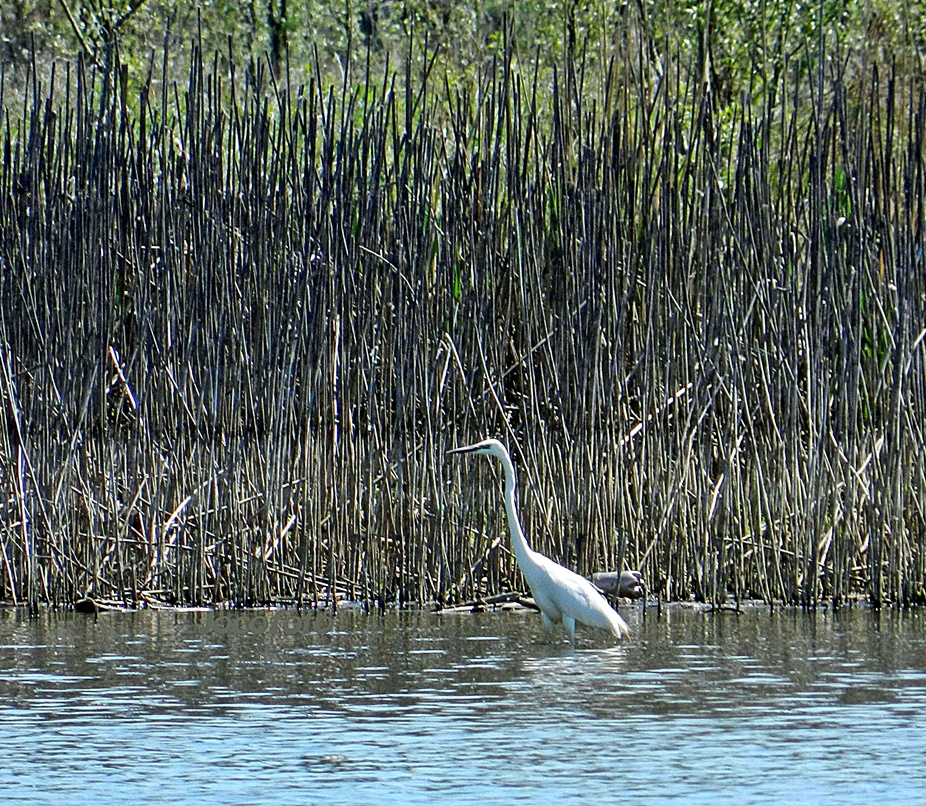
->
(529, 554), (630, 638)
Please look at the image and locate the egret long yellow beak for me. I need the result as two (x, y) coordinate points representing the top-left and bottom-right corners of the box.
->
(446, 442), (484, 456)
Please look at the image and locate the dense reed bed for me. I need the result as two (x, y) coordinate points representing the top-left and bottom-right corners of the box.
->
(0, 35), (924, 611)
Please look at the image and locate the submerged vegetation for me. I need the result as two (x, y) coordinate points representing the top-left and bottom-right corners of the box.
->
(0, 4), (925, 610)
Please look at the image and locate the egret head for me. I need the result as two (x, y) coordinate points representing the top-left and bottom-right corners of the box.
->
(446, 438), (508, 460)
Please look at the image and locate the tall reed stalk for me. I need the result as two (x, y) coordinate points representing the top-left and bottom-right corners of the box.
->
(0, 36), (923, 609)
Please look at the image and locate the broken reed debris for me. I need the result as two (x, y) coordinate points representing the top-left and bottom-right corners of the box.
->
(0, 40), (924, 612)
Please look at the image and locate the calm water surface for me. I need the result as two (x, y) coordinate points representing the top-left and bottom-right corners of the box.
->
(1, 603), (924, 805)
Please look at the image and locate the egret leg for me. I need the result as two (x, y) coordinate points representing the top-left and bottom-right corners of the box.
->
(562, 615), (576, 642)
(541, 611), (555, 635)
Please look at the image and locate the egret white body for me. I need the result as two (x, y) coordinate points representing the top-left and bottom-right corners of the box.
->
(448, 438), (630, 641)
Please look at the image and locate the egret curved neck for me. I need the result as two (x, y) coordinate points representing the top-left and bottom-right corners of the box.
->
(499, 454), (533, 563)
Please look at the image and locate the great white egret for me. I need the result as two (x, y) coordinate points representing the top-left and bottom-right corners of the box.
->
(447, 438), (631, 641)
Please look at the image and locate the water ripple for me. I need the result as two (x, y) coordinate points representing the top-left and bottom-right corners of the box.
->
(0, 606), (924, 805)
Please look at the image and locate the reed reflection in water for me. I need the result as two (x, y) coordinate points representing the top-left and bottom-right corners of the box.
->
(1, 605), (924, 804)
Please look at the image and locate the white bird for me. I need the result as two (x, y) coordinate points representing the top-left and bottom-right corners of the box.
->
(447, 438), (630, 641)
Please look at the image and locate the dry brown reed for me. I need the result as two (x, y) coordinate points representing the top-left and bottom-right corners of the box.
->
(0, 38), (924, 610)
